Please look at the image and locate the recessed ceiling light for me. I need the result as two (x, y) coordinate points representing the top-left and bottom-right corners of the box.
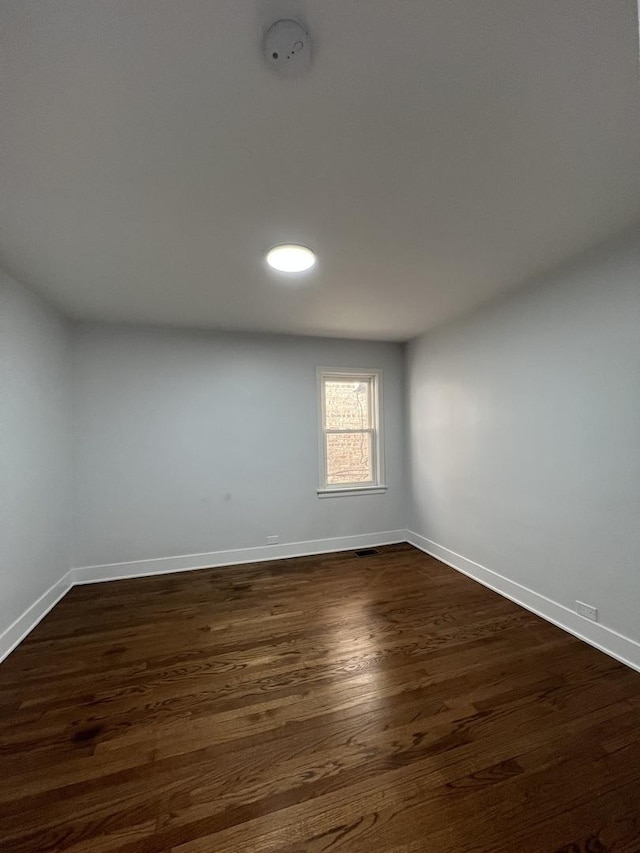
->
(266, 244), (316, 273)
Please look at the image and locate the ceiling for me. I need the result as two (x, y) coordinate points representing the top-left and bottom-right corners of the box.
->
(1, 1), (639, 341)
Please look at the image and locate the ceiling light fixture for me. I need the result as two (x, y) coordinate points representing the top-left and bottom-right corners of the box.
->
(266, 244), (316, 273)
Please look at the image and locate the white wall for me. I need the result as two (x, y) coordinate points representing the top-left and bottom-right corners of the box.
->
(72, 324), (406, 567)
(0, 273), (73, 635)
(408, 232), (640, 645)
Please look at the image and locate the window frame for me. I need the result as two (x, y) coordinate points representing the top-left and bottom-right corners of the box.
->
(316, 367), (387, 497)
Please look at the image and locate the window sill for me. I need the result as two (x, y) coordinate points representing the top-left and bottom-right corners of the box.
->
(317, 485), (388, 498)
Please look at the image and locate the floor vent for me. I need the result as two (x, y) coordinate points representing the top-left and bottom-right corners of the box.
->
(354, 548), (381, 557)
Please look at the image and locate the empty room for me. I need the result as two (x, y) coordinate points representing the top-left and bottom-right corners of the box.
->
(1, 2), (639, 851)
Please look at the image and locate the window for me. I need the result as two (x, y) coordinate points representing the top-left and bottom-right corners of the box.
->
(317, 368), (386, 496)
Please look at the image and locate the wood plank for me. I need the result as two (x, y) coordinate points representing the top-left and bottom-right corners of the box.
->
(0, 544), (638, 852)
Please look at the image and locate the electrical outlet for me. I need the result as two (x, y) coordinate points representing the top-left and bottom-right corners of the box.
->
(266, 535), (279, 545)
(576, 601), (598, 622)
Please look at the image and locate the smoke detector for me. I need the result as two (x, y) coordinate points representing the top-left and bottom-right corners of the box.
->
(263, 20), (311, 77)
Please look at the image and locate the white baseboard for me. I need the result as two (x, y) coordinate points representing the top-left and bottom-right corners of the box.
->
(0, 570), (74, 664)
(0, 530), (406, 662)
(4, 530), (639, 674)
(407, 530), (640, 673)
(72, 530), (407, 585)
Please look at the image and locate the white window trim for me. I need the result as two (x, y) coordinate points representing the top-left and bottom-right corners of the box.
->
(316, 366), (387, 498)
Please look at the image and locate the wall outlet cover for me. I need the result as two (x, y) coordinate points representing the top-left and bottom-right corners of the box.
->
(576, 601), (598, 622)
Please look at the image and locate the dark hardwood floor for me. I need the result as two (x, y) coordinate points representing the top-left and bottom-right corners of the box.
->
(1, 543), (639, 852)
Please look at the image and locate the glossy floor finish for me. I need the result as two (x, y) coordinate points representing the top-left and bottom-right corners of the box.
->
(1, 544), (639, 852)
